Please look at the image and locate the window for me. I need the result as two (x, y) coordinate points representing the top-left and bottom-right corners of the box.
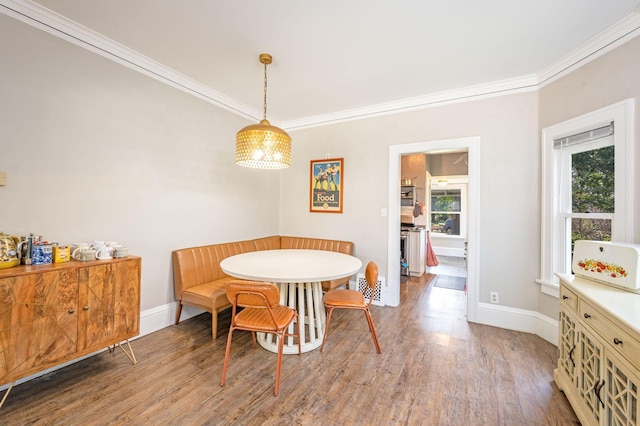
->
(431, 188), (461, 235)
(558, 127), (615, 269)
(539, 100), (634, 297)
(429, 181), (467, 237)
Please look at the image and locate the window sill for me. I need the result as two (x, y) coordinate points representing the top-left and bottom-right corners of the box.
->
(536, 278), (559, 298)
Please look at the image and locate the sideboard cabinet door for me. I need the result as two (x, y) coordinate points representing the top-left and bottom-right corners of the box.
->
(555, 274), (640, 426)
(77, 258), (140, 351)
(0, 269), (78, 383)
(578, 325), (605, 425)
(603, 349), (640, 425)
(557, 309), (578, 386)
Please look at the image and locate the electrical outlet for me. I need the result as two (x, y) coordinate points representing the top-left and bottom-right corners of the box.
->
(490, 292), (499, 304)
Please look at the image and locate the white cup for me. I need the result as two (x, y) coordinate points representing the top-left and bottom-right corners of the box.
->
(71, 242), (91, 253)
(95, 246), (114, 260)
(72, 248), (97, 261)
(113, 246), (128, 258)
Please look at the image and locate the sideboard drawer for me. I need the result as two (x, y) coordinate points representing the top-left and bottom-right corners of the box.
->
(559, 285), (578, 314)
(579, 299), (640, 365)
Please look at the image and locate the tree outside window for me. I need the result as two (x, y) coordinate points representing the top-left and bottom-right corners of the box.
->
(431, 189), (461, 235)
(570, 145), (614, 249)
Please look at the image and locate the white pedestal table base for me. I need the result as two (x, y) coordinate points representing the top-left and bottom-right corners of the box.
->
(257, 281), (326, 354)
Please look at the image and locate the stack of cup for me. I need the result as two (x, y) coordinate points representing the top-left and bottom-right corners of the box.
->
(71, 240), (128, 261)
(92, 241), (113, 260)
(71, 242), (95, 262)
(111, 243), (129, 258)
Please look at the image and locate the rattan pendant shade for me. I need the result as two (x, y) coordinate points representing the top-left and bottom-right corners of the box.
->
(235, 119), (291, 169)
(235, 54), (291, 169)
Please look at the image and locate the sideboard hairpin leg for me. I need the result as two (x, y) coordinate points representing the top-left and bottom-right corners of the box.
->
(0, 382), (14, 410)
(109, 340), (138, 365)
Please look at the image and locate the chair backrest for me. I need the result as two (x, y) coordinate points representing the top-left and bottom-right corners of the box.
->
(226, 280), (280, 309)
(364, 261), (379, 304)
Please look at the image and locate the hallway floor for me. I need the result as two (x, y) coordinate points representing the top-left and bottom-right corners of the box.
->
(427, 254), (467, 278)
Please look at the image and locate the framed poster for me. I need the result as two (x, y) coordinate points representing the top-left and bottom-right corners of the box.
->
(310, 158), (343, 213)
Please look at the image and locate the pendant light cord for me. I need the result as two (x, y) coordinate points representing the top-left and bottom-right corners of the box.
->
(263, 60), (268, 121)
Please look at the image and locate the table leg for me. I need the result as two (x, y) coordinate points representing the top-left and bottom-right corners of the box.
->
(257, 281), (325, 354)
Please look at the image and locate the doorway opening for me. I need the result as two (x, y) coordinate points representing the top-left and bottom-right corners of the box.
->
(387, 137), (480, 323)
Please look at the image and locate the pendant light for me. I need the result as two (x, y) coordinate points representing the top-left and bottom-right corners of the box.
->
(235, 53), (291, 169)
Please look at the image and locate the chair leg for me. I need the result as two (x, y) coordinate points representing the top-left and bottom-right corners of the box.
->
(220, 327), (235, 387)
(364, 309), (382, 354)
(274, 331), (285, 396)
(320, 307), (335, 352)
(175, 301), (183, 325)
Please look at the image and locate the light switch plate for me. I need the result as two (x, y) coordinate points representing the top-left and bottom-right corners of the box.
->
(0, 172), (6, 186)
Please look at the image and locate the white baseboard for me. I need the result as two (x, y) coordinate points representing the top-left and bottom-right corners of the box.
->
(474, 302), (558, 345)
(139, 301), (192, 336)
(2, 299), (559, 392)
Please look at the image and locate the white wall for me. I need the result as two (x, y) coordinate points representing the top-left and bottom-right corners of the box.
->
(282, 92), (541, 312)
(537, 35), (640, 319)
(0, 15), (281, 322)
(2, 9), (639, 343)
(430, 234), (466, 257)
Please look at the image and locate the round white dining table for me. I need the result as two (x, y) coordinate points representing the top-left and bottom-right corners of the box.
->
(220, 249), (362, 354)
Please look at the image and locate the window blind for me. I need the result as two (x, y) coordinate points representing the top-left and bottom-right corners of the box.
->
(553, 122), (614, 149)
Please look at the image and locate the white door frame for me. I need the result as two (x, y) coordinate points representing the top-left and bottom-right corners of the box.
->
(387, 137), (480, 323)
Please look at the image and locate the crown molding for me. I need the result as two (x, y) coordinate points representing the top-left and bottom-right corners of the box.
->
(2, 0), (639, 131)
(0, 0), (262, 122)
(537, 11), (640, 87)
(281, 75), (539, 131)
(285, 11), (640, 131)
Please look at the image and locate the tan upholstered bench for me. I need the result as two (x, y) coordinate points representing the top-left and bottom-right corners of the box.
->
(172, 235), (354, 339)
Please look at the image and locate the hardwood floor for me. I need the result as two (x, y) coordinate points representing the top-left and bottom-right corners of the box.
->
(1, 273), (579, 425)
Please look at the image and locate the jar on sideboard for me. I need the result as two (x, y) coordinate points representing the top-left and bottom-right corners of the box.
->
(0, 232), (20, 269)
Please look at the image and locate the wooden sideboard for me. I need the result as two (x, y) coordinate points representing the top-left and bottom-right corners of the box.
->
(0, 256), (140, 405)
(555, 273), (640, 426)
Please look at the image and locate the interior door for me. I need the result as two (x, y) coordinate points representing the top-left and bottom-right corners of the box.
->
(425, 171), (432, 231)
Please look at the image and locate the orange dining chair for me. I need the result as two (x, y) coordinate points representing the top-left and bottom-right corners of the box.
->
(220, 280), (300, 396)
(321, 261), (382, 353)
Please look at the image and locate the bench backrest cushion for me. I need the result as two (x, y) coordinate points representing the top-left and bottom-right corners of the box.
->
(172, 239), (256, 299)
(252, 236), (282, 251)
(280, 236), (353, 255)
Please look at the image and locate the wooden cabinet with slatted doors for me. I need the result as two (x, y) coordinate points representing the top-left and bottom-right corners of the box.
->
(0, 268), (79, 384)
(0, 257), (140, 408)
(77, 259), (140, 351)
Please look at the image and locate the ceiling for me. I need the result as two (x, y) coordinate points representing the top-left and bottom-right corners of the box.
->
(4, 0), (640, 129)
